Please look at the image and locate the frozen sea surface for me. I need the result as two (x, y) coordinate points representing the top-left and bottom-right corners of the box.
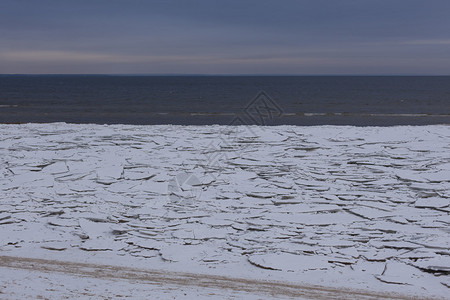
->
(0, 123), (449, 299)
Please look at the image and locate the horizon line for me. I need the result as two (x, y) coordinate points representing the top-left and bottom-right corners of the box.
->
(1, 73), (450, 76)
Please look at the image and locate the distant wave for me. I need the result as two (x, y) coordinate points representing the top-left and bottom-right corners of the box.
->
(0, 107), (448, 118)
(293, 112), (450, 117)
(190, 112), (235, 116)
(155, 112), (450, 117)
(179, 112), (449, 117)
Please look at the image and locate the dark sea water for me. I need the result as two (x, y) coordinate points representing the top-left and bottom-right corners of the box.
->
(0, 75), (449, 125)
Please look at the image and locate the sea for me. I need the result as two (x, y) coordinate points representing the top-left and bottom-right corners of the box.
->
(0, 75), (449, 126)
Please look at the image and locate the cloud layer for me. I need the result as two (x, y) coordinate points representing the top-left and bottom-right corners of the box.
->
(1, 0), (449, 74)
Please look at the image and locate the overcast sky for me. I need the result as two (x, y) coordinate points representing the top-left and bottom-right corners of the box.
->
(1, 0), (449, 74)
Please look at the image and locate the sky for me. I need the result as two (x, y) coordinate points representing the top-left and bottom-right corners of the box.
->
(1, 0), (449, 75)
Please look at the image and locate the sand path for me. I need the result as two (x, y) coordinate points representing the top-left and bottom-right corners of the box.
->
(0, 255), (427, 299)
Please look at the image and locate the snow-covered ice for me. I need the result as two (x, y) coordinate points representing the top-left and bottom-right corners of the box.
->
(0, 123), (449, 299)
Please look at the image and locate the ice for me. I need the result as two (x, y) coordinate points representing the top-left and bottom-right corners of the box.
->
(123, 168), (156, 180)
(159, 244), (209, 262)
(290, 211), (359, 226)
(0, 213), (11, 221)
(0, 123), (449, 299)
(136, 181), (169, 195)
(375, 274), (412, 285)
(415, 197), (449, 209)
(248, 252), (329, 271)
(271, 199), (302, 205)
(47, 218), (79, 227)
(130, 239), (164, 251)
(369, 240), (422, 250)
(347, 207), (395, 220)
(41, 242), (69, 251)
(79, 219), (112, 239)
(394, 170), (427, 182)
(388, 216), (409, 224)
(441, 279), (450, 289)
(412, 257), (450, 274)
(413, 236), (450, 250)
(200, 217), (234, 227)
(96, 165), (124, 184)
(42, 161), (69, 175)
(80, 238), (116, 251)
(245, 192), (277, 199)
(317, 238), (355, 248)
(421, 170), (450, 183)
(0, 218), (14, 225)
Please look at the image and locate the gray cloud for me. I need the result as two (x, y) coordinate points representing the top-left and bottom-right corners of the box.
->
(1, 0), (449, 74)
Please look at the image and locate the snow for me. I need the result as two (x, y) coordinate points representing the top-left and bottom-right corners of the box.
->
(248, 252), (329, 271)
(0, 123), (449, 299)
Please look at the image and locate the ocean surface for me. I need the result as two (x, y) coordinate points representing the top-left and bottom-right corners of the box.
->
(0, 75), (449, 125)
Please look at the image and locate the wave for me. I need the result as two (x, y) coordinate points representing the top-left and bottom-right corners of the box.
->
(293, 112), (450, 117)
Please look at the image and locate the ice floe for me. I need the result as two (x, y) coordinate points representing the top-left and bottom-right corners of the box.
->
(0, 123), (449, 298)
